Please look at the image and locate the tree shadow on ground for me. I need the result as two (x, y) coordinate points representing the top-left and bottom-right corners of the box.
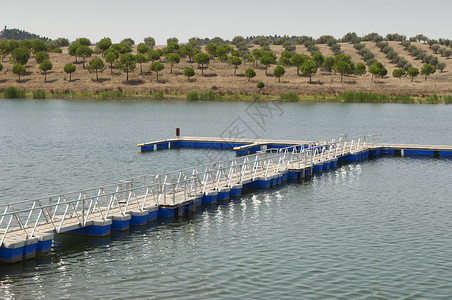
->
(44, 79), (58, 83)
(309, 81), (324, 85)
(16, 79), (30, 83)
(91, 78), (111, 83)
(0, 79), (7, 83)
(123, 79), (145, 85)
(67, 78), (80, 82)
(156, 79), (168, 84)
(202, 73), (217, 77)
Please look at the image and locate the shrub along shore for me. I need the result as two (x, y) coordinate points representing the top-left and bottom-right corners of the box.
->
(1, 86), (451, 104)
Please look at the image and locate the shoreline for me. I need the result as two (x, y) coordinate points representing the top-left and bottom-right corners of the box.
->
(1, 88), (451, 104)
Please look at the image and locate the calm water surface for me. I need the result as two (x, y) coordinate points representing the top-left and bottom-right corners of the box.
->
(0, 99), (451, 299)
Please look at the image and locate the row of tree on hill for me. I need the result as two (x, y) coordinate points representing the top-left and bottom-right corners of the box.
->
(0, 35), (438, 84)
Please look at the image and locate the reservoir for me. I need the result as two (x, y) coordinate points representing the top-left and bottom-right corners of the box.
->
(0, 99), (451, 298)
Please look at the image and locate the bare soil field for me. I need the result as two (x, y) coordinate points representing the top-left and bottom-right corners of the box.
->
(1, 43), (452, 98)
(339, 43), (365, 64)
(316, 44), (334, 58)
(387, 41), (423, 69)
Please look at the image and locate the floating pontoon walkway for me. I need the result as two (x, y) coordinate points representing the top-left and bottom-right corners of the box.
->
(1, 135), (451, 264)
(138, 136), (452, 157)
(138, 136), (312, 155)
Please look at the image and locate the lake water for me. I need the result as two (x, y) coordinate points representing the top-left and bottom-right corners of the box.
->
(0, 99), (451, 298)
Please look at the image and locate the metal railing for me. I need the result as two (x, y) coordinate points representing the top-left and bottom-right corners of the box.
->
(0, 135), (380, 245)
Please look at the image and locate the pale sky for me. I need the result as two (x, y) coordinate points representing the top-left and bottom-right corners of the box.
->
(2, 0), (452, 45)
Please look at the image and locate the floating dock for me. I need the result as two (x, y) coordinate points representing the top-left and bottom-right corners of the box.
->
(137, 136), (312, 155)
(138, 136), (452, 158)
(1, 135), (451, 264)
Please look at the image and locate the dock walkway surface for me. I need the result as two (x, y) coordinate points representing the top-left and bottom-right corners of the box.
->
(1, 135), (451, 264)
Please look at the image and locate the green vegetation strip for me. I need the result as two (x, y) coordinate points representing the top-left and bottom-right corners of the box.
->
(1, 87), (451, 104)
(338, 92), (452, 104)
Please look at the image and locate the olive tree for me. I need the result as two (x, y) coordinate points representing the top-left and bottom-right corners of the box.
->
(144, 37), (156, 49)
(105, 49), (120, 74)
(436, 62), (446, 72)
(31, 39), (49, 54)
(135, 53), (148, 74)
(68, 42), (80, 62)
(179, 44), (197, 63)
(444, 50), (452, 59)
(150, 61), (164, 81)
(87, 57), (106, 81)
(313, 52), (324, 68)
(257, 81), (265, 92)
(38, 60), (53, 82)
(260, 54), (276, 76)
(252, 36), (270, 47)
(290, 53), (309, 75)
(392, 68), (406, 79)
(116, 53), (136, 81)
(355, 62), (367, 76)
(121, 38), (135, 47)
(12, 64), (26, 82)
(167, 37), (179, 44)
(232, 36), (246, 47)
(431, 44), (440, 54)
(188, 37), (202, 50)
(322, 56), (335, 72)
(252, 49), (263, 67)
(420, 64), (435, 81)
(210, 37), (225, 46)
(245, 68), (256, 81)
(35, 51), (49, 64)
(64, 63), (76, 81)
(75, 38), (91, 46)
(194, 52), (210, 75)
(111, 43), (132, 54)
(301, 59), (317, 83)
(205, 43), (217, 58)
(183, 66), (195, 81)
(407, 67), (419, 81)
(164, 53), (180, 74)
(368, 61), (388, 81)
(137, 43), (149, 54)
(11, 47), (30, 65)
(273, 65), (286, 82)
(0, 41), (8, 61)
(333, 54), (354, 81)
(97, 38), (112, 56)
(76, 45), (93, 68)
(216, 44), (232, 62)
(229, 56), (242, 75)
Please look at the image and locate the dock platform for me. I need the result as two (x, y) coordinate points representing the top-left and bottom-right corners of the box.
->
(1, 135), (451, 264)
